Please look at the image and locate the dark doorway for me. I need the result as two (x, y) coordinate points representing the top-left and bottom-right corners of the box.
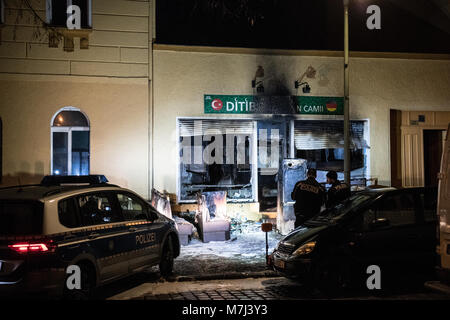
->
(423, 130), (445, 187)
(390, 110), (402, 188)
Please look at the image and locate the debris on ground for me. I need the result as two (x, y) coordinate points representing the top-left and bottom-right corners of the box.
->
(173, 221), (283, 276)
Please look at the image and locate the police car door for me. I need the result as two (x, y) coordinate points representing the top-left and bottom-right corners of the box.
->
(115, 192), (160, 271)
(74, 192), (129, 281)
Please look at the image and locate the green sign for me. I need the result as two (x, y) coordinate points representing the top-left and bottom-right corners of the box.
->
(296, 96), (344, 115)
(204, 95), (257, 114)
(204, 95), (343, 115)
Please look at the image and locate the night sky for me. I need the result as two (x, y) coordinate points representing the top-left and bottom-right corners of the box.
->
(156, 0), (450, 54)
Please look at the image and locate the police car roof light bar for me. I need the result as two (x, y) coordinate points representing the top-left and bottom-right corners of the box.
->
(40, 175), (109, 186)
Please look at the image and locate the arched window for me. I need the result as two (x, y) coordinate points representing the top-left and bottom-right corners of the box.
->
(51, 107), (90, 176)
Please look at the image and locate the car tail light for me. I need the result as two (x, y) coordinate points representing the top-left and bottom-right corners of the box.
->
(8, 242), (55, 254)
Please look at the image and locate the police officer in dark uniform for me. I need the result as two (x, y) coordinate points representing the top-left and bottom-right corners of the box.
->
(325, 170), (351, 209)
(291, 168), (325, 228)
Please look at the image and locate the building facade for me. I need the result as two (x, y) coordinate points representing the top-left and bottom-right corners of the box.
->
(1, 1), (450, 231)
(0, 0), (154, 197)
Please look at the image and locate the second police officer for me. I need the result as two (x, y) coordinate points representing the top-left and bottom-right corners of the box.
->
(325, 170), (351, 209)
(291, 168), (326, 228)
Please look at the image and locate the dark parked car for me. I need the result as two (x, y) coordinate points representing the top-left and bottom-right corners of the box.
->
(0, 175), (180, 299)
(272, 187), (438, 292)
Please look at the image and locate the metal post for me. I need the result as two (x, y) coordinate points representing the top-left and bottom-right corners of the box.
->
(262, 222), (273, 267)
(343, 0), (351, 185)
(266, 231), (269, 265)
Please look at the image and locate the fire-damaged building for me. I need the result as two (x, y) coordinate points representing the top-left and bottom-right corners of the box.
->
(1, 0), (450, 236)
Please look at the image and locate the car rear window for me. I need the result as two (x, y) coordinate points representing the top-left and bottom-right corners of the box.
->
(0, 200), (44, 235)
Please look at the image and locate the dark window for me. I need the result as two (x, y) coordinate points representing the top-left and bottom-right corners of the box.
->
(48, 0), (91, 29)
(71, 130), (90, 176)
(72, 0), (89, 28)
(52, 132), (69, 176)
(51, 110), (90, 176)
(0, 0), (4, 24)
(116, 193), (149, 221)
(58, 198), (80, 228)
(420, 189), (438, 222)
(76, 193), (122, 226)
(377, 193), (416, 226)
(0, 201), (44, 235)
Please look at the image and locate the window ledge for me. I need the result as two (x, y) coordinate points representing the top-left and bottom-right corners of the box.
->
(49, 27), (93, 51)
(52, 27), (92, 36)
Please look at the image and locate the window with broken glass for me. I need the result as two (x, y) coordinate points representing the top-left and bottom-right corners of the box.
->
(293, 120), (370, 183)
(178, 119), (257, 203)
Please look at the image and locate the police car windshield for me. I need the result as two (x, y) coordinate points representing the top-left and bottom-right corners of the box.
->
(310, 193), (373, 223)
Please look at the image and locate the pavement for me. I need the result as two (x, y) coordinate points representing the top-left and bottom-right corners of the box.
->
(167, 270), (278, 282)
(424, 281), (450, 295)
(108, 277), (291, 300)
(107, 275), (450, 300)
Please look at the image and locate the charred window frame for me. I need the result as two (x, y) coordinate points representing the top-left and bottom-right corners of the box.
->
(46, 0), (92, 29)
(177, 118), (258, 203)
(292, 120), (370, 182)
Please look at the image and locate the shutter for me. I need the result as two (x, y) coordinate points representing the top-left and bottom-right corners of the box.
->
(294, 120), (369, 150)
(179, 119), (255, 136)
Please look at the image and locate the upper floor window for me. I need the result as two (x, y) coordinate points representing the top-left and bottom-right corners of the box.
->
(0, 0), (5, 25)
(46, 0), (92, 29)
(51, 107), (90, 176)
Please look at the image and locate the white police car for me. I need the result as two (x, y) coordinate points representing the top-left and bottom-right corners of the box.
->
(0, 175), (180, 298)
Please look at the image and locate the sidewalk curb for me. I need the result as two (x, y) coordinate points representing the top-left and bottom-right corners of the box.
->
(166, 270), (279, 282)
(424, 281), (450, 296)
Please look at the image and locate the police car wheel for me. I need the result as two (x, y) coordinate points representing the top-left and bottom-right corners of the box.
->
(159, 238), (174, 277)
(63, 263), (95, 300)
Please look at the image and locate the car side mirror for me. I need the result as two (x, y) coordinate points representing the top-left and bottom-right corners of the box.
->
(369, 218), (390, 230)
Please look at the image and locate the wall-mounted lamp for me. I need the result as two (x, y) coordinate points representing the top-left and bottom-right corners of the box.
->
(294, 81), (311, 93)
(252, 65), (265, 93)
(295, 66), (316, 94)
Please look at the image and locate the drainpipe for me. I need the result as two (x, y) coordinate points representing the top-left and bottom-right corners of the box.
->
(148, 0), (155, 199)
(343, 0), (351, 185)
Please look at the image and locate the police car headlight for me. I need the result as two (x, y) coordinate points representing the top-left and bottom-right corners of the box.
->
(292, 241), (316, 256)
